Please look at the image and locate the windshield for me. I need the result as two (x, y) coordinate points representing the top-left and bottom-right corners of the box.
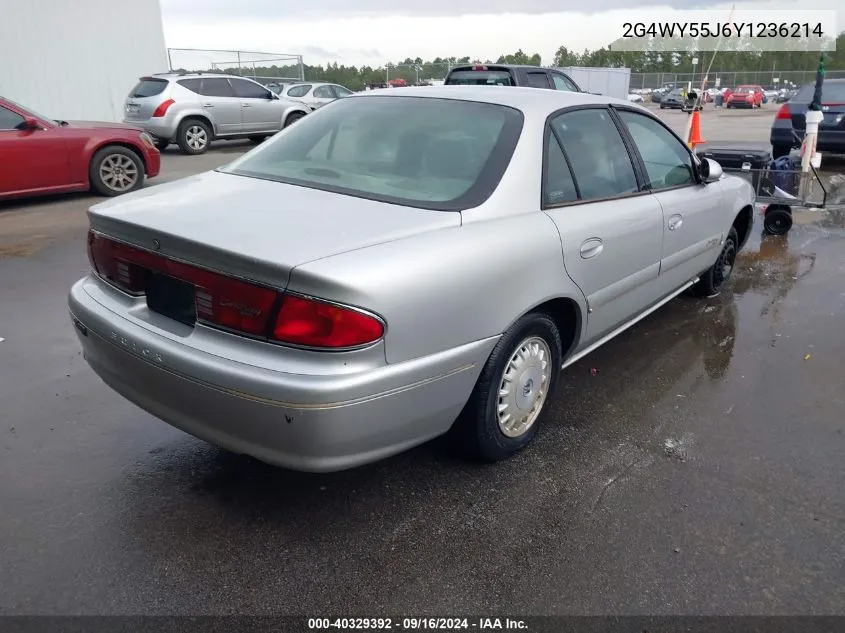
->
(736, 85), (755, 92)
(3, 97), (59, 125)
(221, 95), (524, 211)
(445, 70), (514, 86)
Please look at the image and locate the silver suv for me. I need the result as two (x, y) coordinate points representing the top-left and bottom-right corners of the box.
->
(123, 73), (312, 155)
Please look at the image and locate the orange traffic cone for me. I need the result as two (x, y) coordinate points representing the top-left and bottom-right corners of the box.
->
(687, 110), (705, 149)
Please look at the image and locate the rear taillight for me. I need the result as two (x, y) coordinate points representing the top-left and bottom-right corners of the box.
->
(272, 295), (384, 348)
(151, 99), (175, 118)
(776, 104), (791, 120)
(87, 231), (384, 348)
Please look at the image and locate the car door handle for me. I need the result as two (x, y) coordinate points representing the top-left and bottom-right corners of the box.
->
(202, 103), (214, 107)
(668, 214), (683, 231)
(242, 103), (252, 108)
(580, 238), (604, 259)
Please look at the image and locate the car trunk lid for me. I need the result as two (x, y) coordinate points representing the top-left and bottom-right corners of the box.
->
(124, 77), (171, 121)
(87, 170), (462, 290)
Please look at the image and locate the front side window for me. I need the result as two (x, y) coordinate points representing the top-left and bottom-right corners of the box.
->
(617, 110), (695, 189)
(0, 105), (25, 130)
(550, 108), (638, 201)
(551, 73), (578, 92)
(221, 96), (523, 210)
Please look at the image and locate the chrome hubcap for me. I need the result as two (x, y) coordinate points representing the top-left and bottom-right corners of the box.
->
(497, 336), (551, 438)
(99, 154), (138, 191)
(186, 126), (207, 150)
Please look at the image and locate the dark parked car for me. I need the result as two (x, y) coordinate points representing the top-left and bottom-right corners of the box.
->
(770, 79), (845, 159)
(0, 96), (160, 202)
(444, 64), (582, 92)
(659, 89), (685, 109)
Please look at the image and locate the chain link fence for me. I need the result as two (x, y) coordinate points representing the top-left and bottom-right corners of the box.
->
(166, 48), (304, 82)
(631, 69), (845, 90)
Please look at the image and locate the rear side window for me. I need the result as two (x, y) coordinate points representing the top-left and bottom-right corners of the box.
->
(129, 79), (168, 98)
(550, 108), (639, 201)
(200, 78), (236, 97)
(526, 72), (552, 89)
(222, 96), (524, 211)
(177, 79), (202, 94)
(445, 70), (514, 86)
(313, 86), (335, 98)
(230, 78), (271, 99)
(287, 85), (311, 98)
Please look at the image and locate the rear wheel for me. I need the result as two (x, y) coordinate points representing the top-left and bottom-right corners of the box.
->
(89, 146), (144, 197)
(693, 227), (738, 297)
(154, 139), (170, 151)
(284, 111), (305, 127)
(177, 118), (211, 155)
(452, 312), (562, 462)
(248, 135), (268, 143)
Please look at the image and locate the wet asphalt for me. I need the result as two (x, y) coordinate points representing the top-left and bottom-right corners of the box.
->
(1, 109), (845, 616)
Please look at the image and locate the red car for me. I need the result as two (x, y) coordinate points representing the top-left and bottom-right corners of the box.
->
(725, 84), (764, 109)
(0, 97), (160, 202)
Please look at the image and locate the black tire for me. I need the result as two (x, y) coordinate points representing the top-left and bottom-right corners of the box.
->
(763, 205), (793, 236)
(660, 104), (665, 109)
(284, 111), (306, 127)
(89, 146), (144, 197)
(452, 312), (563, 462)
(693, 227), (739, 297)
(176, 118), (211, 155)
(248, 135), (268, 143)
(154, 139), (170, 151)
(772, 145), (791, 159)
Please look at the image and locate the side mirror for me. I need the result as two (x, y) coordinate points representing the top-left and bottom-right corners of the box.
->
(699, 157), (723, 183)
(19, 117), (40, 131)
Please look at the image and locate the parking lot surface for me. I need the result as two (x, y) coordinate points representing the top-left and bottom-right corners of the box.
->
(2, 106), (844, 615)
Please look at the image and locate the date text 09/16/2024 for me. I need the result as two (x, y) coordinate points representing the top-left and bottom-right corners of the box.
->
(307, 618), (528, 630)
(621, 22), (825, 39)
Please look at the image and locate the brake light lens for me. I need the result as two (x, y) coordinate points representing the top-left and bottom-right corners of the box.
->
(151, 99), (175, 118)
(472, 65), (488, 71)
(776, 104), (791, 120)
(272, 295), (384, 348)
(86, 231), (385, 348)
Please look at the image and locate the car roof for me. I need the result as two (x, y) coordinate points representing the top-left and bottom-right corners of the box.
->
(352, 85), (634, 115)
(147, 72), (253, 81)
(448, 64), (546, 71)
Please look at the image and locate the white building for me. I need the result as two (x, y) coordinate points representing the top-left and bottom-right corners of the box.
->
(0, 0), (168, 122)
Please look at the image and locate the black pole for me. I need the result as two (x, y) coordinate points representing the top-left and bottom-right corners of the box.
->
(809, 52), (825, 112)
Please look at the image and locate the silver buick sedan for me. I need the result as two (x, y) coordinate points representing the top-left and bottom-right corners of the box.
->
(69, 86), (755, 472)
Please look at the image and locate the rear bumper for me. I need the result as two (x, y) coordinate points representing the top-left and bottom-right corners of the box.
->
(125, 118), (178, 141)
(771, 127), (845, 152)
(68, 277), (496, 472)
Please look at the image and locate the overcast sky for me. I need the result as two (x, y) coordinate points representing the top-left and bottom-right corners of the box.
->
(159, 0), (839, 68)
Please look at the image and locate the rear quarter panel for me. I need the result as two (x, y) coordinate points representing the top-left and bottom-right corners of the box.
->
(288, 211), (588, 365)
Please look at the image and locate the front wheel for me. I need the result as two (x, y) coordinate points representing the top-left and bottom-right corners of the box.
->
(452, 312), (562, 462)
(693, 227), (738, 297)
(89, 146), (144, 197)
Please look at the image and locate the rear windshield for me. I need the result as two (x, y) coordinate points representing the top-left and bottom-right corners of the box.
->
(445, 70), (514, 86)
(129, 79), (168, 98)
(795, 82), (845, 103)
(221, 96), (523, 211)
